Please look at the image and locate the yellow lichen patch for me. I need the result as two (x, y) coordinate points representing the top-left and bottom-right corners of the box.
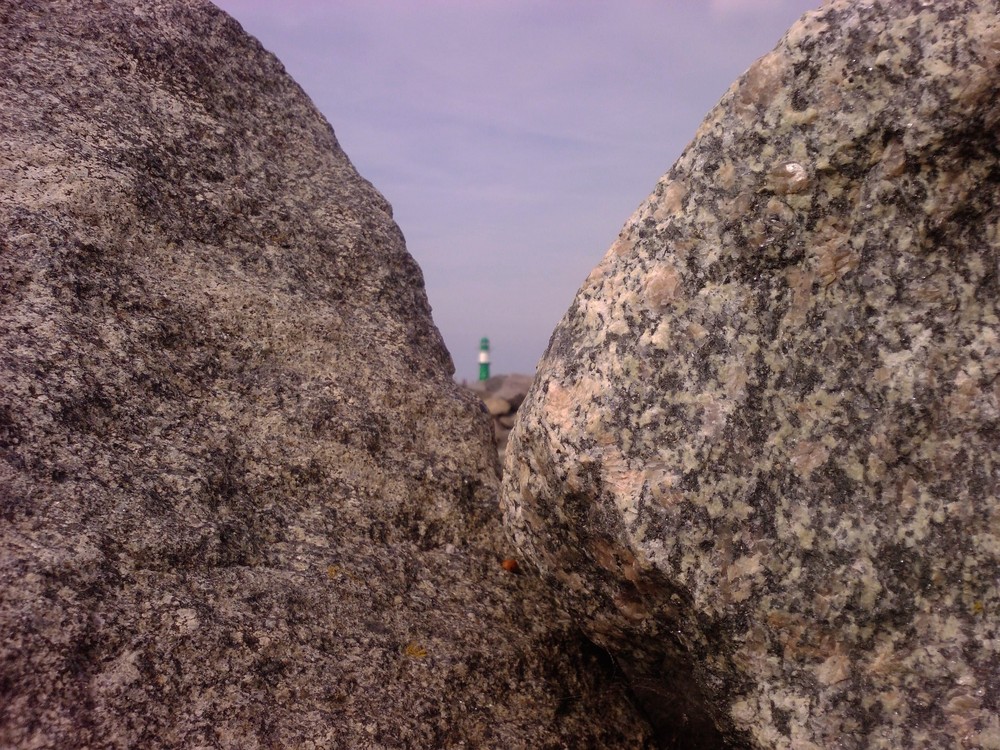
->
(325, 564), (361, 584)
(403, 642), (427, 659)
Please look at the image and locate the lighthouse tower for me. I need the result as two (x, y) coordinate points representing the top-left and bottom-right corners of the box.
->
(478, 337), (490, 381)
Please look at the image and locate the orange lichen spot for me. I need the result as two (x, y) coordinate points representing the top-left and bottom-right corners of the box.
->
(501, 558), (519, 573)
(326, 564), (361, 583)
(404, 642), (427, 659)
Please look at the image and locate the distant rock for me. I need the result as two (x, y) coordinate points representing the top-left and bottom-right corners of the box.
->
(0, 2), (653, 747)
(502, 1), (1000, 748)
(483, 395), (512, 417)
(467, 373), (535, 461)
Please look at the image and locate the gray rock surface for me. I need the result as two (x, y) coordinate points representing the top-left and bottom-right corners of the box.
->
(0, 2), (654, 747)
(502, 1), (1000, 748)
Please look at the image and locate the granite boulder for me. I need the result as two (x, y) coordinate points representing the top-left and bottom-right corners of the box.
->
(502, 1), (1000, 747)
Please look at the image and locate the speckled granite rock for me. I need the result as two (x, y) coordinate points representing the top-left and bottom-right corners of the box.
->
(502, 1), (1000, 748)
(0, 2), (655, 747)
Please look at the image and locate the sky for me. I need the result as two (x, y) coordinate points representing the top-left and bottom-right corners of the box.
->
(212, 0), (820, 382)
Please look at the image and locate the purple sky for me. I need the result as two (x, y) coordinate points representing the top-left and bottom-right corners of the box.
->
(213, 0), (819, 381)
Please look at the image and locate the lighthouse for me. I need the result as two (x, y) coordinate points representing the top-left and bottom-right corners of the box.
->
(478, 337), (490, 381)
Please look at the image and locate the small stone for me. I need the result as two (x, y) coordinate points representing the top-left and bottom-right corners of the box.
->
(482, 395), (512, 416)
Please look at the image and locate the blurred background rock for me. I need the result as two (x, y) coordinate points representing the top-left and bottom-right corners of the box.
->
(465, 373), (534, 462)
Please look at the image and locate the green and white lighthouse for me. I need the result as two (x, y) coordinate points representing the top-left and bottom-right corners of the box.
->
(478, 337), (490, 381)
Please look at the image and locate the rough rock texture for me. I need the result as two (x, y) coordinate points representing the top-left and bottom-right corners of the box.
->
(0, 2), (656, 747)
(502, 1), (1000, 748)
